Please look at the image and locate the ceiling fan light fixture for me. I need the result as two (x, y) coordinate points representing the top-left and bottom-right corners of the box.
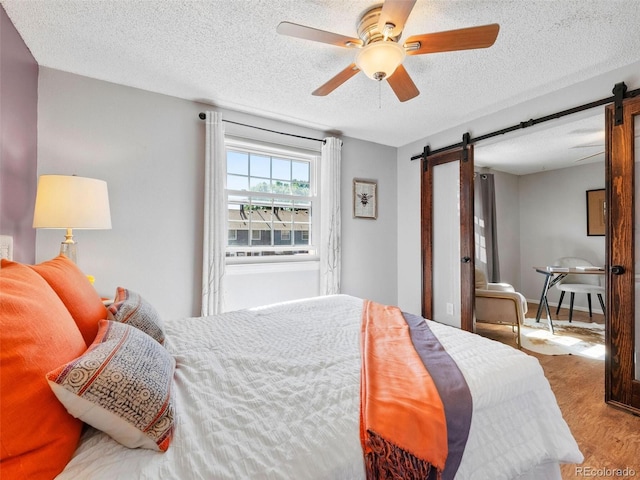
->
(355, 41), (405, 81)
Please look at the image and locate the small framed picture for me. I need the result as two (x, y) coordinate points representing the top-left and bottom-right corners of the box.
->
(353, 179), (377, 219)
(586, 188), (606, 236)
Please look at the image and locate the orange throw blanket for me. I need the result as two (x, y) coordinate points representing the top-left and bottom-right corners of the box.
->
(360, 300), (448, 479)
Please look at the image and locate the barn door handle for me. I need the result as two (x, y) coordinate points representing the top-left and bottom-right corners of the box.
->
(611, 265), (625, 275)
(461, 256), (471, 263)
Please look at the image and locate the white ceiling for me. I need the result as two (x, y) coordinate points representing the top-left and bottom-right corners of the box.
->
(3, 0), (640, 174)
(475, 113), (606, 176)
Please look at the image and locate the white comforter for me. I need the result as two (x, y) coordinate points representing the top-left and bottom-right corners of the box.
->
(57, 295), (582, 480)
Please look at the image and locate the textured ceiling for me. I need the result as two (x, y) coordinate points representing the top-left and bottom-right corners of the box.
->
(475, 114), (606, 176)
(3, 0), (640, 173)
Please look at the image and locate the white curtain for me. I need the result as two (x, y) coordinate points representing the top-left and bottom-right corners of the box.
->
(320, 137), (342, 295)
(201, 111), (227, 315)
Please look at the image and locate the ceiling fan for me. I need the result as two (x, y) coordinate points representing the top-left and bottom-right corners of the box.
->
(276, 0), (500, 102)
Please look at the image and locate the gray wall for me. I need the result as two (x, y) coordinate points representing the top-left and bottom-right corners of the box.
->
(396, 61), (640, 315)
(479, 162), (605, 312)
(0, 4), (38, 263)
(518, 162), (605, 311)
(342, 137), (397, 305)
(36, 67), (398, 320)
(397, 142), (605, 317)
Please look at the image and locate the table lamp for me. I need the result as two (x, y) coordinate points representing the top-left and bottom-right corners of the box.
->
(32, 174), (112, 263)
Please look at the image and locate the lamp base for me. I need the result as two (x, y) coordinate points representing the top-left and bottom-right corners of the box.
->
(60, 242), (77, 263)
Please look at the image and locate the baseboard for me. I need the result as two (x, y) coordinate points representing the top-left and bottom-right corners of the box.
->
(526, 299), (604, 316)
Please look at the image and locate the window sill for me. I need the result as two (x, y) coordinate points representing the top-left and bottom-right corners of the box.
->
(226, 253), (318, 265)
(225, 258), (319, 275)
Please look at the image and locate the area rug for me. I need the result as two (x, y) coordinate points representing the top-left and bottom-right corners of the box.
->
(521, 318), (605, 360)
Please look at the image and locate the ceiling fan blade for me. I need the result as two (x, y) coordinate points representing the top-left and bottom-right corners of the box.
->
(574, 151), (605, 163)
(387, 64), (419, 102)
(312, 64), (360, 96)
(378, 0), (417, 37)
(571, 143), (604, 149)
(277, 22), (363, 48)
(404, 23), (500, 55)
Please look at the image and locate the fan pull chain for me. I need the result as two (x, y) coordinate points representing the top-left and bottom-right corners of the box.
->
(378, 81), (382, 109)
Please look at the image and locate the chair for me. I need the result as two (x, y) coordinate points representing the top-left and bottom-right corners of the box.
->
(553, 257), (605, 322)
(475, 268), (528, 348)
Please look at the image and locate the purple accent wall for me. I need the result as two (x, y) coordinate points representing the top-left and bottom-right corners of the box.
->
(0, 4), (38, 263)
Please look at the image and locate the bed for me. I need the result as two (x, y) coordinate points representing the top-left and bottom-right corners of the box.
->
(1, 256), (583, 480)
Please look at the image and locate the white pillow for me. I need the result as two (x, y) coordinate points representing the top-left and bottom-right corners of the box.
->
(47, 320), (175, 451)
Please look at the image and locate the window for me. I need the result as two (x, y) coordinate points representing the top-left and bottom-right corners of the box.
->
(225, 139), (317, 262)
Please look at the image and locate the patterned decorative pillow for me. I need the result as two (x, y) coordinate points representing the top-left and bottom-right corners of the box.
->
(107, 287), (165, 344)
(47, 320), (175, 452)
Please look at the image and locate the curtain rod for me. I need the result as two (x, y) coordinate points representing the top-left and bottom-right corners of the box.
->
(198, 112), (325, 144)
(410, 83), (640, 161)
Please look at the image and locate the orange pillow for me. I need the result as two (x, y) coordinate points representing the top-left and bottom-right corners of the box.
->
(31, 254), (108, 346)
(0, 259), (87, 479)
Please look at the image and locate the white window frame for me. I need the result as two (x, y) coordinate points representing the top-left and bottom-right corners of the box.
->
(225, 137), (319, 265)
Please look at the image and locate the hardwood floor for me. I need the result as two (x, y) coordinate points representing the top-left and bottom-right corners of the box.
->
(536, 300), (606, 325)
(475, 303), (640, 479)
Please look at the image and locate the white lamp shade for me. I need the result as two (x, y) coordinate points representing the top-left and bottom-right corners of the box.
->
(33, 175), (112, 229)
(355, 41), (406, 80)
